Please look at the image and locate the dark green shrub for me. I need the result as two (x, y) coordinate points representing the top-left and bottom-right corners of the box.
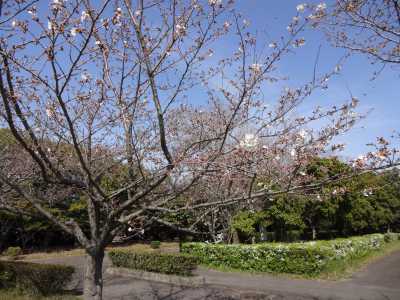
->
(264, 231), (276, 242)
(3, 247), (22, 259)
(384, 232), (399, 243)
(285, 230), (302, 242)
(0, 263), (15, 288)
(108, 250), (198, 276)
(0, 261), (74, 295)
(184, 235), (194, 242)
(150, 240), (161, 249)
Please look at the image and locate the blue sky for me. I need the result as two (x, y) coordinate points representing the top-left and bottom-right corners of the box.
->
(30, 0), (399, 159)
(232, 0), (399, 159)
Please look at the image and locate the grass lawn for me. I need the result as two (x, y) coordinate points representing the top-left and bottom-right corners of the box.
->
(318, 239), (400, 280)
(19, 242), (179, 261)
(0, 290), (81, 300)
(19, 248), (85, 261)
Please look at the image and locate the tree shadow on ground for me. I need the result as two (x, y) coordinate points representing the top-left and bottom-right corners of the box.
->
(107, 280), (312, 300)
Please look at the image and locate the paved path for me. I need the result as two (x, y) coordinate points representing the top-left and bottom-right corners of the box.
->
(350, 249), (400, 290)
(26, 250), (400, 300)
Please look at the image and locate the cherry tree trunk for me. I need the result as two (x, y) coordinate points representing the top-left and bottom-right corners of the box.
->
(84, 249), (105, 300)
(312, 226), (317, 240)
(232, 228), (240, 244)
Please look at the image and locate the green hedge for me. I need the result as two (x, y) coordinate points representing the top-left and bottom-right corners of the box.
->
(182, 233), (389, 275)
(0, 261), (74, 296)
(2, 247), (22, 258)
(384, 232), (400, 242)
(108, 250), (198, 276)
(150, 241), (161, 249)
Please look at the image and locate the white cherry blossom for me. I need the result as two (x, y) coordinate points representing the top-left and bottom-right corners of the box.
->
(81, 11), (89, 22)
(296, 3), (306, 12)
(208, 0), (222, 6)
(298, 129), (307, 139)
(175, 23), (186, 36)
(243, 19), (250, 27)
(70, 27), (78, 36)
(81, 73), (91, 82)
(223, 21), (231, 30)
(240, 133), (259, 148)
(316, 3), (327, 12)
(27, 7), (37, 16)
(250, 63), (262, 74)
(45, 108), (52, 117)
(269, 42), (277, 48)
(293, 38), (306, 47)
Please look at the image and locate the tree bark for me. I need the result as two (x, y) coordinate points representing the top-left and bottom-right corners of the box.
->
(232, 228), (240, 244)
(312, 226), (317, 240)
(84, 248), (104, 300)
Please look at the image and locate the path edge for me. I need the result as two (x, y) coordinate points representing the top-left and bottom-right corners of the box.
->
(105, 267), (205, 287)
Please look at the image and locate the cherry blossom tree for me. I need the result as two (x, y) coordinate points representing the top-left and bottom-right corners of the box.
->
(0, 1), (398, 299)
(314, 0), (400, 73)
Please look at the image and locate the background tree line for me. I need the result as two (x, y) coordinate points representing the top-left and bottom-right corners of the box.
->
(2, 132), (399, 251)
(230, 158), (400, 243)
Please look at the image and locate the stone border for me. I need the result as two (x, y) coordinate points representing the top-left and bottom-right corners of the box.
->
(106, 267), (205, 287)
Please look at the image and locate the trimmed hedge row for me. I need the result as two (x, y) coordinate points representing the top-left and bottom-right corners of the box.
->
(384, 232), (400, 243)
(108, 250), (198, 276)
(182, 241), (332, 275)
(182, 233), (394, 275)
(0, 261), (74, 296)
(1, 247), (22, 259)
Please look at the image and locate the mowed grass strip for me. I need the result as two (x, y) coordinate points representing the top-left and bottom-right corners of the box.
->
(19, 242), (179, 261)
(318, 239), (400, 280)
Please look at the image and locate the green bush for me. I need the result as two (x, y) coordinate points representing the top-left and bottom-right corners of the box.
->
(182, 242), (331, 275)
(150, 241), (161, 249)
(0, 261), (74, 296)
(182, 233), (387, 276)
(384, 232), (399, 243)
(3, 247), (22, 259)
(284, 230), (302, 242)
(108, 250), (198, 276)
(264, 231), (276, 242)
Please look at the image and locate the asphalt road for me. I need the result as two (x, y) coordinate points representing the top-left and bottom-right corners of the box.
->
(26, 250), (400, 300)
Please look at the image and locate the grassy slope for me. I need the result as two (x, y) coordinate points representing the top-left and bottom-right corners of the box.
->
(318, 239), (400, 280)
